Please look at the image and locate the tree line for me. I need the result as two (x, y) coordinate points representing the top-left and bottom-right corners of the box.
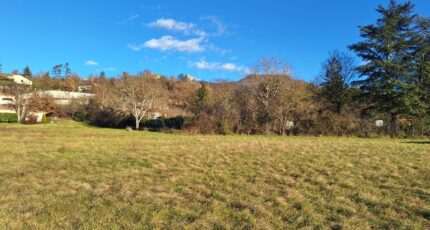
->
(1, 0), (429, 136)
(86, 0), (429, 136)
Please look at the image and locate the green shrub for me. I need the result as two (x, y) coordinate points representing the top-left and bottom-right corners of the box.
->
(141, 116), (193, 131)
(0, 113), (18, 123)
(74, 106), (88, 122)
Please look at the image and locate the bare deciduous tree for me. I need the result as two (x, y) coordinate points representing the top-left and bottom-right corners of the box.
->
(252, 57), (291, 134)
(115, 74), (157, 130)
(1, 77), (32, 122)
(28, 93), (55, 113)
(251, 57), (291, 76)
(256, 76), (284, 133)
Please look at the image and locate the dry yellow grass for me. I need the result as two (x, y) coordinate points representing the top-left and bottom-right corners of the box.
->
(0, 121), (429, 229)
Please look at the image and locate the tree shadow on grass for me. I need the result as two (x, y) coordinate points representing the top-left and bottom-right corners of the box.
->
(401, 141), (430, 145)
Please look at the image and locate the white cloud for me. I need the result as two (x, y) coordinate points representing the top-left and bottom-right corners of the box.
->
(221, 63), (238, 71)
(147, 18), (206, 36)
(189, 59), (248, 72)
(132, 17), (232, 56)
(148, 18), (193, 32)
(222, 63), (249, 72)
(190, 59), (219, 71)
(85, 60), (99, 66)
(129, 36), (204, 53)
(147, 17), (228, 37)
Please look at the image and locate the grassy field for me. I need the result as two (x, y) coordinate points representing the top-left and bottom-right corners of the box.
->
(0, 121), (429, 229)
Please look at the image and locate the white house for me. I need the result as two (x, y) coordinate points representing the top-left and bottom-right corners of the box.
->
(78, 85), (93, 93)
(0, 92), (14, 105)
(34, 90), (94, 105)
(178, 74), (198, 81)
(0, 92), (49, 122)
(0, 92), (15, 113)
(7, 75), (33, 86)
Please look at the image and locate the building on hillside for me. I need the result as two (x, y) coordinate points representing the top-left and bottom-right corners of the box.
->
(0, 104), (15, 113)
(34, 90), (95, 105)
(148, 105), (191, 120)
(0, 92), (14, 114)
(0, 92), (14, 105)
(78, 85), (93, 93)
(0, 92), (15, 113)
(77, 81), (99, 93)
(0, 92), (52, 122)
(178, 73), (198, 81)
(7, 75), (33, 86)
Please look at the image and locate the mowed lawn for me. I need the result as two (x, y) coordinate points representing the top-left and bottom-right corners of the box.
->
(0, 122), (429, 229)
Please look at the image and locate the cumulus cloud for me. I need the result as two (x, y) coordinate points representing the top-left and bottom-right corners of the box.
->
(148, 18), (195, 33)
(221, 63), (238, 71)
(190, 59), (219, 71)
(131, 17), (232, 56)
(148, 18), (193, 30)
(147, 18), (205, 36)
(129, 36), (205, 53)
(85, 60), (99, 66)
(189, 59), (248, 72)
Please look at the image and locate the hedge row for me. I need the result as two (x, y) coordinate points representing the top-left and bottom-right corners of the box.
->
(142, 116), (193, 130)
(0, 113), (18, 122)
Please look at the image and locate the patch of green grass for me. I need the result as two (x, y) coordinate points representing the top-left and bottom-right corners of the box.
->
(0, 121), (429, 229)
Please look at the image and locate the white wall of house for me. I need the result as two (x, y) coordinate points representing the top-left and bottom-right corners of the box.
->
(7, 75), (33, 86)
(0, 93), (15, 113)
(34, 90), (94, 105)
(0, 94), (14, 113)
(0, 93), (14, 105)
(26, 112), (45, 123)
(0, 106), (15, 113)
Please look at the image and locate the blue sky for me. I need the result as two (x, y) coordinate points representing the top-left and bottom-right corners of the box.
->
(0, 0), (429, 82)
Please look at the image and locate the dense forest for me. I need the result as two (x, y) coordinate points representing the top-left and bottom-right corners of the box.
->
(1, 0), (429, 137)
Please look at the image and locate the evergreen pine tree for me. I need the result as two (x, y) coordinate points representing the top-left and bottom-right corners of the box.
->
(64, 62), (72, 77)
(319, 52), (355, 114)
(414, 16), (430, 114)
(193, 84), (210, 114)
(22, 66), (32, 78)
(52, 64), (63, 79)
(349, 0), (421, 130)
(99, 71), (106, 80)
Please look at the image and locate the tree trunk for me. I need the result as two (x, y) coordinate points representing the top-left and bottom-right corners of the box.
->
(16, 105), (26, 123)
(390, 115), (397, 138)
(135, 116), (140, 130)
